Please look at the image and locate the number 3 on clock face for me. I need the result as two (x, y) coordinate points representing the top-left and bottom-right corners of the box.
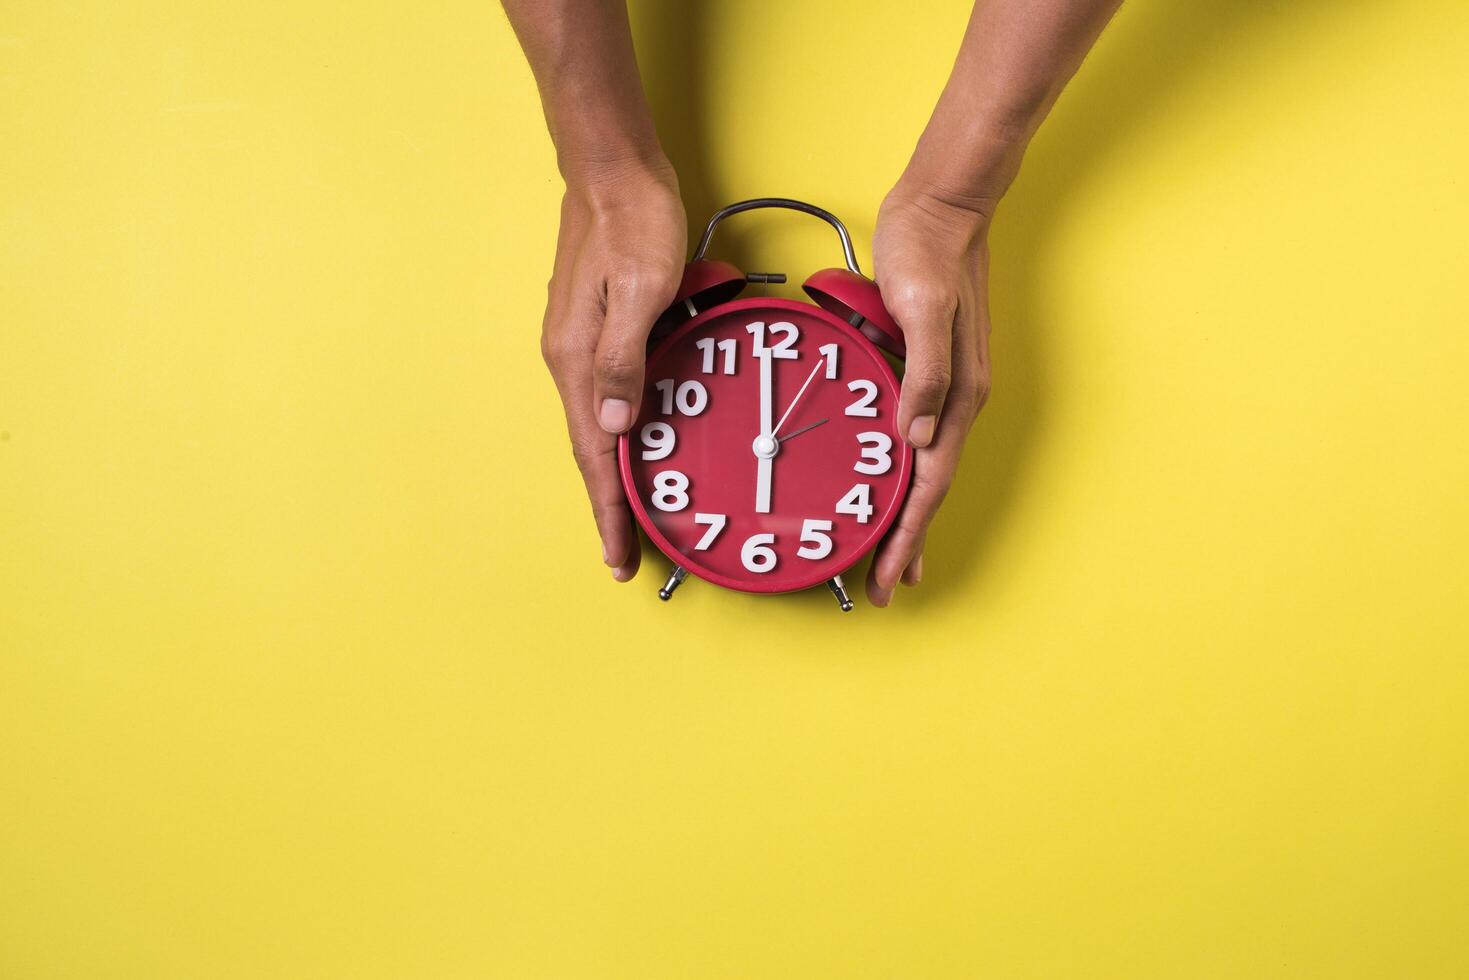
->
(618, 301), (912, 595)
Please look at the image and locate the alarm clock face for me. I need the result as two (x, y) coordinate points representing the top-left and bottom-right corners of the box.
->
(619, 298), (912, 593)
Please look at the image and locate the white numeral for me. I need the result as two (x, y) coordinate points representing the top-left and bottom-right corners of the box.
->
(655, 379), (709, 416)
(845, 379), (878, 417)
(741, 532), (778, 573)
(693, 513), (727, 550)
(797, 519), (834, 559)
(652, 470), (690, 512)
(836, 484), (874, 524)
(746, 321), (799, 359)
(676, 380), (708, 415)
(695, 336), (738, 375)
(819, 343), (839, 379)
(639, 422), (675, 461)
(854, 431), (893, 475)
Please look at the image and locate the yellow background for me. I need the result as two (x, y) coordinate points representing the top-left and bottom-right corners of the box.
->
(3, 1), (1467, 976)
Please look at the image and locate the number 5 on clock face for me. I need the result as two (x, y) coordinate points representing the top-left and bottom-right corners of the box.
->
(797, 519), (834, 559)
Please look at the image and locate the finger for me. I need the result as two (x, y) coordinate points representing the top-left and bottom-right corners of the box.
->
(565, 392), (643, 581)
(866, 428), (960, 607)
(544, 285), (642, 580)
(901, 534), (926, 587)
(887, 282), (956, 449)
(868, 318), (988, 607)
(585, 441), (642, 581)
(593, 267), (679, 434)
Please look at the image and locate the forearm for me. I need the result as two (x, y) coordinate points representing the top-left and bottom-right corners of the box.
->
(501, 0), (670, 185)
(900, 0), (1121, 210)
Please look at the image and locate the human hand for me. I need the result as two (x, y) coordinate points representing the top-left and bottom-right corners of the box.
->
(539, 163), (687, 582)
(866, 182), (995, 607)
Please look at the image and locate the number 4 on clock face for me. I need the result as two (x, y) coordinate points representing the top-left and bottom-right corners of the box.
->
(836, 484), (873, 523)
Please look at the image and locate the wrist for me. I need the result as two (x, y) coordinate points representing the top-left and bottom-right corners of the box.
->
(880, 175), (994, 249)
(554, 129), (673, 190)
(539, 76), (671, 191)
(562, 153), (680, 213)
(897, 108), (1035, 221)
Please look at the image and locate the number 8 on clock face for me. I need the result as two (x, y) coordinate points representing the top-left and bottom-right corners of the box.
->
(618, 298), (912, 595)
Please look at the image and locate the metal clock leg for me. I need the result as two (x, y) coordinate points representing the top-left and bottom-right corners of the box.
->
(826, 576), (854, 612)
(658, 565), (689, 601)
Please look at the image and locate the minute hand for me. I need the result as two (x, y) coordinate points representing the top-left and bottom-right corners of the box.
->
(759, 349), (774, 436)
(771, 353), (828, 439)
(755, 350), (774, 513)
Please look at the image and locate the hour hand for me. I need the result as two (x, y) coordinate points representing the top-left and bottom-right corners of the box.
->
(778, 417), (828, 444)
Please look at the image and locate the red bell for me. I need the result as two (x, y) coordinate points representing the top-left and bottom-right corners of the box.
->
(802, 267), (905, 359)
(650, 260), (748, 343)
(674, 259), (747, 310)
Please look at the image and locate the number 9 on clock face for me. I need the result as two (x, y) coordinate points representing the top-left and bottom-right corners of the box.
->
(617, 299), (913, 594)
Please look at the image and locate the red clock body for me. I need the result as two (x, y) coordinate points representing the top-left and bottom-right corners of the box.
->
(618, 297), (912, 594)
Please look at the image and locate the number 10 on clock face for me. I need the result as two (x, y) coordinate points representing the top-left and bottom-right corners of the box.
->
(618, 300), (912, 594)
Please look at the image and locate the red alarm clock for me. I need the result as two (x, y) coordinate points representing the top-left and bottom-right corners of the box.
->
(618, 199), (912, 611)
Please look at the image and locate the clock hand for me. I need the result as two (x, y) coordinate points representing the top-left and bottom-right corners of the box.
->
(777, 417), (829, 444)
(756, 455), (772, 514)
(755, 350), (774, 513)
(771, 350), (829, 439)
(759, 349), (774, 436)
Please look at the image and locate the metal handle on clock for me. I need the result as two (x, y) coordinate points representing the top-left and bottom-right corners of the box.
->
(692, 198), (863, 277)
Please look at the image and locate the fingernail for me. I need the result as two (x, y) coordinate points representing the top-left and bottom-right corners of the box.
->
(907, 555), (923, 585)
(908, 415), (936, 448)
(601, 542), (611, 565)
(599, 398), (632, 433)
(611, 563), (635, 583)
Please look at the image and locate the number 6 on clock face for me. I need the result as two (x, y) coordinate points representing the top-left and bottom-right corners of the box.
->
(741, 533), (778, 572)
